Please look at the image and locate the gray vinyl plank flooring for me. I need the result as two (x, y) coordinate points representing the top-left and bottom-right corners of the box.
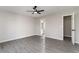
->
(0, 35), (79, 53)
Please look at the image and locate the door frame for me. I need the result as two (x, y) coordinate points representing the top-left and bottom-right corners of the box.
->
(62, 13), (75, 45)
(40, 19), (46, 37)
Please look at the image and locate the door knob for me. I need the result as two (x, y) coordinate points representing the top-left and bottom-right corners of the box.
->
(72, 29), (76, 31)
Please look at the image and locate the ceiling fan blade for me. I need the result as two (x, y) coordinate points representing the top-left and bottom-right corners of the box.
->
(38, 10), (44, 12)
(33, 6), (37, 9)
(37, 12), (41, 14)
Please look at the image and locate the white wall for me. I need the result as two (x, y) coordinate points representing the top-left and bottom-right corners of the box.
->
(45, 15), (63, 40)
(35, 14), (63, 40)
(0, 11), (35, 42)
(34, 18), (40, 35)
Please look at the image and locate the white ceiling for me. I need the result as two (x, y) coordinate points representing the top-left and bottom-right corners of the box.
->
(0, 6), (79, 18)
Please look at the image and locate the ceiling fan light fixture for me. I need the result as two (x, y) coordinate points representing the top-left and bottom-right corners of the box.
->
(34, 12), (37, 14)
(27, 6), (44, 14)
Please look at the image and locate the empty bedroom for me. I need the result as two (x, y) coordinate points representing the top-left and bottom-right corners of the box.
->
(0, 6), (79, 53)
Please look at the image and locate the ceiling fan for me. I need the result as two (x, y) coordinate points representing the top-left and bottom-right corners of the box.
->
(27, 6), (44, 14)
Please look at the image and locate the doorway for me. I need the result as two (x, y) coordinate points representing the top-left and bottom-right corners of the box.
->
(40, 19), (46, 38)
(63, 15), (72, 42)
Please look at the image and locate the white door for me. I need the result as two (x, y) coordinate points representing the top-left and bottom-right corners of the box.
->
(71, 13), (76, 45)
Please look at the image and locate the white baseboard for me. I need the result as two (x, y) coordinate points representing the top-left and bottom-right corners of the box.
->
(0, 35), (35, 43)
(0, 34), (63, 43)
(64, 35), (72, 37)
(35, 35), (63, 40)
(46, 36), (63, 40)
